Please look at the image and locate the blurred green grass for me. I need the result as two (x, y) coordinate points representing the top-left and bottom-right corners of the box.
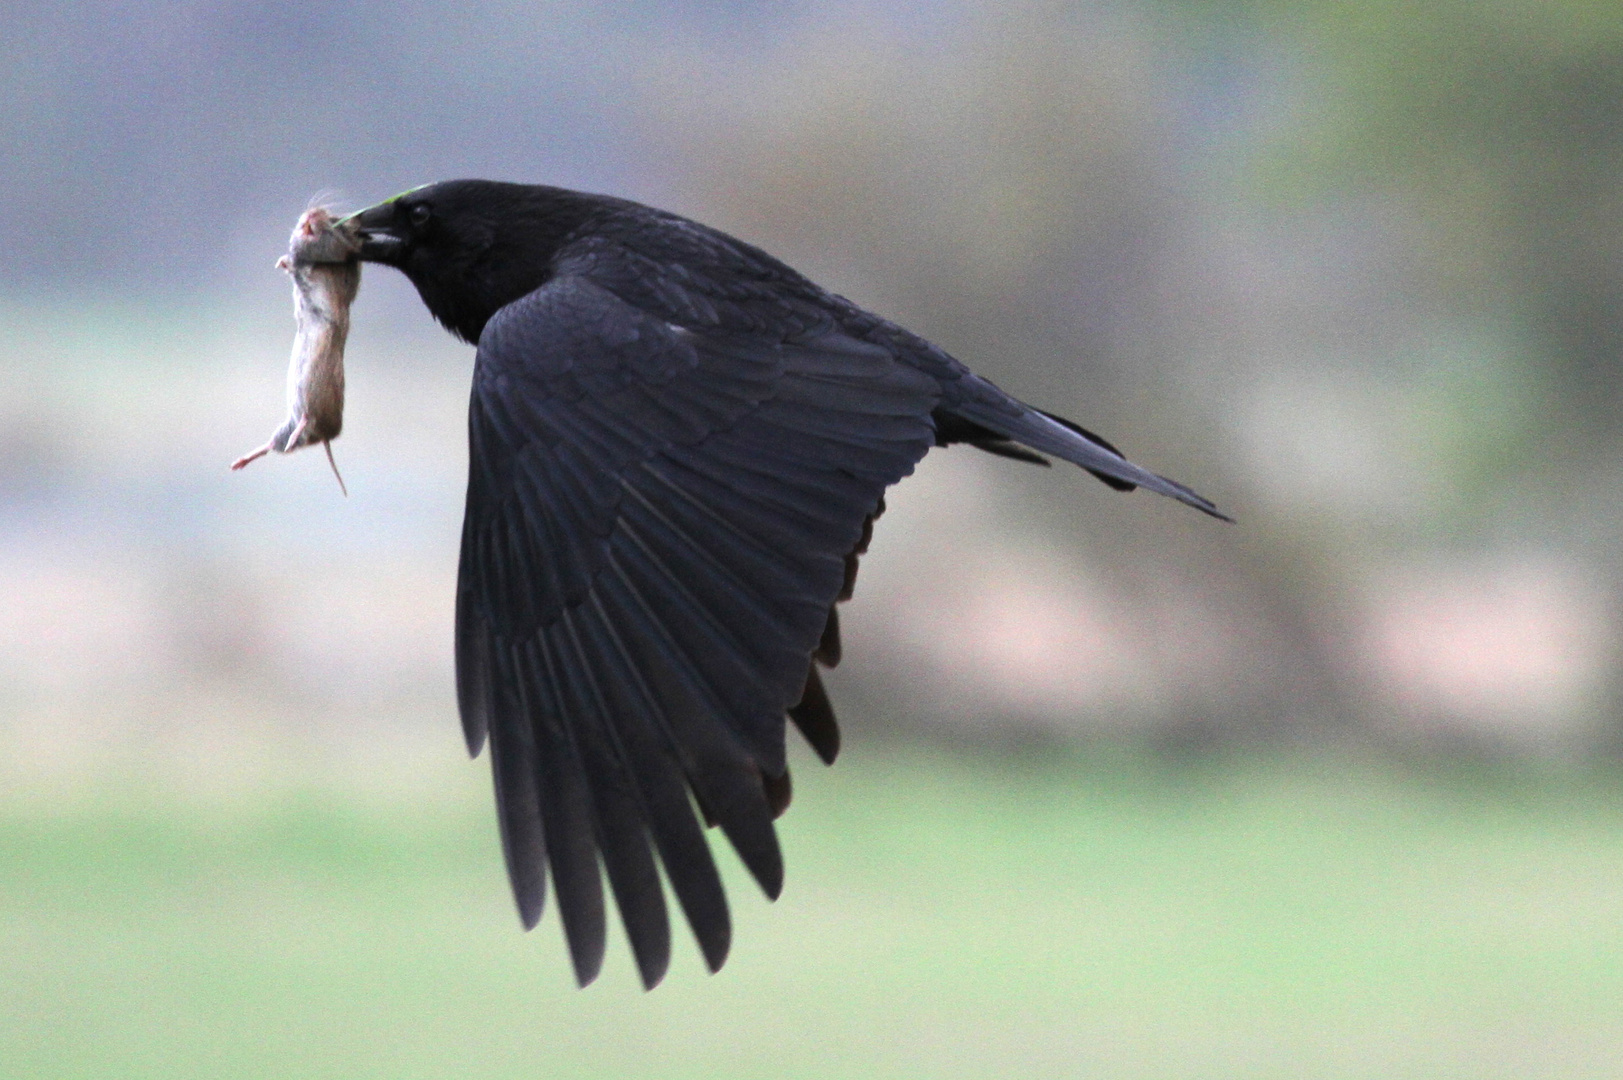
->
(3, 744), (1622, 1079)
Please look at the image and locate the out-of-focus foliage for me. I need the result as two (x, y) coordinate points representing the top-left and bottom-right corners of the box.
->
(1236, 0), (1623, 444)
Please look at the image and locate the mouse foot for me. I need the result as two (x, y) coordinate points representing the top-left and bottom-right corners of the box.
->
(231, 443), (272, 470)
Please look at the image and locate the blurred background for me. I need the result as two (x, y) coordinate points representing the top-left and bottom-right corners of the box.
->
(5, 1), (1623, 1076)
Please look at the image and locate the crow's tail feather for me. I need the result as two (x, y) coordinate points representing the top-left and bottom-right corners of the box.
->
(938, 398), (1231, 521)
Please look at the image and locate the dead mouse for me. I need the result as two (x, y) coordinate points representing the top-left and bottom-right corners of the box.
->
(232, 205), (361, 494)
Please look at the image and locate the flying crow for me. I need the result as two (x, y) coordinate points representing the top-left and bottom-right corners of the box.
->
(347, 179), (1226, 989)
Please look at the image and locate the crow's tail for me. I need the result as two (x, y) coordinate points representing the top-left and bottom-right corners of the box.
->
(938, 391), (1231, 521)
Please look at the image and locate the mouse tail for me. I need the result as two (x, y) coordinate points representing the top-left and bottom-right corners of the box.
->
(323, 440), (348, 497)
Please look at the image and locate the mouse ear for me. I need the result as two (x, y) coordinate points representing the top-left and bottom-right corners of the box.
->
(276, 255), (291, 271)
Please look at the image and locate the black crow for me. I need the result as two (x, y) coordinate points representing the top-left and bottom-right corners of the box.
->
(348, 179), (1226, 989)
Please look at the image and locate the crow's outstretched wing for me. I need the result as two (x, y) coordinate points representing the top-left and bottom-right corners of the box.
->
(457, 270), (938, 988)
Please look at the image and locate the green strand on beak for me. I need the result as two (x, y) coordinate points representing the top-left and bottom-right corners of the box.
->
(339, 183), (433, 225)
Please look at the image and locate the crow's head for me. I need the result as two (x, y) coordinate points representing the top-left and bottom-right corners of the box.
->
(350, 179), (605, 343)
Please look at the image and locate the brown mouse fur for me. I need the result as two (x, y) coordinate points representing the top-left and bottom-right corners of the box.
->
(232, 206), (361, 493)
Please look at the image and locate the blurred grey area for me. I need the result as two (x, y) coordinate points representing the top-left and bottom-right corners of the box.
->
(4, 0), (1623, 796)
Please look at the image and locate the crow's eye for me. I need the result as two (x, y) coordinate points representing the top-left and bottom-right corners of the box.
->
(409, 203), (432, 227)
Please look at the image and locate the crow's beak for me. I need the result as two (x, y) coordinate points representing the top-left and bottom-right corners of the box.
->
(345, 202), (405, 263)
